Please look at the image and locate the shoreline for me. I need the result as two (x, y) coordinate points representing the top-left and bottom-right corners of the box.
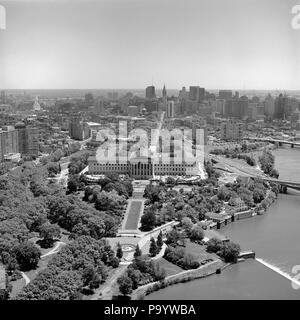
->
(130, 180), (279, 300)
(132, 260), (231, 300)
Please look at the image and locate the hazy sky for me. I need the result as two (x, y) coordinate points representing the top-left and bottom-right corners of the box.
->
(0, 0), (299, 90)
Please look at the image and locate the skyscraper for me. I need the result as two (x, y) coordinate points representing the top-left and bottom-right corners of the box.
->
(0, 91), (6, 104)
(69, 115), (90, 140)
(167, 101), (175, 118)
(274, 94), (287, 119)
(189, 86), (205, 102)
(15, 123), (39, 156)
(0, 126), (19, 161)
(264, 94), (275, 118)
(145, 86), (156, 100)
(219, 90), (233, 100)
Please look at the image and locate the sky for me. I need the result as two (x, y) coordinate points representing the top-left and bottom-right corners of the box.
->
(0, 0), (299, 90)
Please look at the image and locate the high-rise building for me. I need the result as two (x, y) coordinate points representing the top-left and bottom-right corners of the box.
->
(0, 126), (19, 161)
(189, 86), (205, 102)
(0, 91), (6, 104)
(85, 93), (94, 106)
(238, 96), (249, 119)
(145, 86), (156, 100)
(220, 120), (244, 141)
(274, 94), (288, 119)
(264, 94), (275, 118)
(167, 101), (175, 118)
(15, 123), (39, 156)
(219, 90), (233, 100)
(95, 98), (105, 114)
(216, 99), (226, 115)
(69, 115), (90, 140)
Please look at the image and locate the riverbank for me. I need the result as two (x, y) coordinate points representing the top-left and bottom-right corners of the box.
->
(132, 259), (228, 300)
(146, 147), (300, 299)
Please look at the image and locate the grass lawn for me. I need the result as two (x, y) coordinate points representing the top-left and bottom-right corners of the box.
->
(156, 258), (183, 277)
(185, 240), (219, 262)
(10, 278), (26, 299)
(124, 200), (143, 230)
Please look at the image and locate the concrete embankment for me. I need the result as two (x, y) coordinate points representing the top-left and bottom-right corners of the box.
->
(131, 259), (227, 300)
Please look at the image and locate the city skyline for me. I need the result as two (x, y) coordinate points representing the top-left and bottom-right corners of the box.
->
(0, 0), (299, 90)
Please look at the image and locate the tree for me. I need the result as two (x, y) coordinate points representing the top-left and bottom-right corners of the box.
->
(181, 217), (193, 235)
(39, 223), (61, 248)
(67, 174), (81, 193)
(190, 225), (204, 242)
(270, 168), (279, 179)
(116, 242), (123, 259)
(82, 266), (101, 290)
(165, 229), (185, 247)
(149, 237), (158, 257)
(140, 208), (156, 231)
(117, 275), (133, 296)
(166, 177), (176, 187)
(12, 242), (41, 271)
(156, 231), (163, 250)
(127, 268), (142, 290)
(206, 238), (224, 254)
(134, 244), (142, 259)
(218, 242), (241, 263)
(253, 188), (265, 204)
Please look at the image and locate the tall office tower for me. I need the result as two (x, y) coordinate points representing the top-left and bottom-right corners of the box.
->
(0, 91), (6, 104)
(189, 86), (199, 101)
(219, 90), (233, 100)
(69, 115), (90, 140)
(95, 98), (105, 114)
(224, 100), (233, 117)
(232, 99), (240, 118)
(216, 99), (226, 115)
(189, 86), (205, 102)
(239, 96), (249, 119)
(0, 126), (19, 161)
(179, 87), (188, 100)
(167, 101), (175, 118)
(15, 123), (39, 156)
(162, 84), (167, 112)
(264, 94), (275, 119)
(145, 86), (156, 100)
(220, 120), (244, 141)
(162, 84), (167, 99)
(274, 94), (287, 119)
(85, 93), (94, 106)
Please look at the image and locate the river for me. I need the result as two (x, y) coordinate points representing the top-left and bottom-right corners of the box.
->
(146, 146), (300, 299)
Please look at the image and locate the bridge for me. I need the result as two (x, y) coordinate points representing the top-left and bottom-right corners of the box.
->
(245, 137), (300, 148)
(207, 154), (300, 191)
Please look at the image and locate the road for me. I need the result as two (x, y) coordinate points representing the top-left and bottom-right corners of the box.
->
(92, 265), (128, 300)
(41, 241), (66, 258)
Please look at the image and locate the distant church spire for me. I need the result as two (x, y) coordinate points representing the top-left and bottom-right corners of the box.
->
(162, 84), (167, 98)
(33, 96), (41, 111)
